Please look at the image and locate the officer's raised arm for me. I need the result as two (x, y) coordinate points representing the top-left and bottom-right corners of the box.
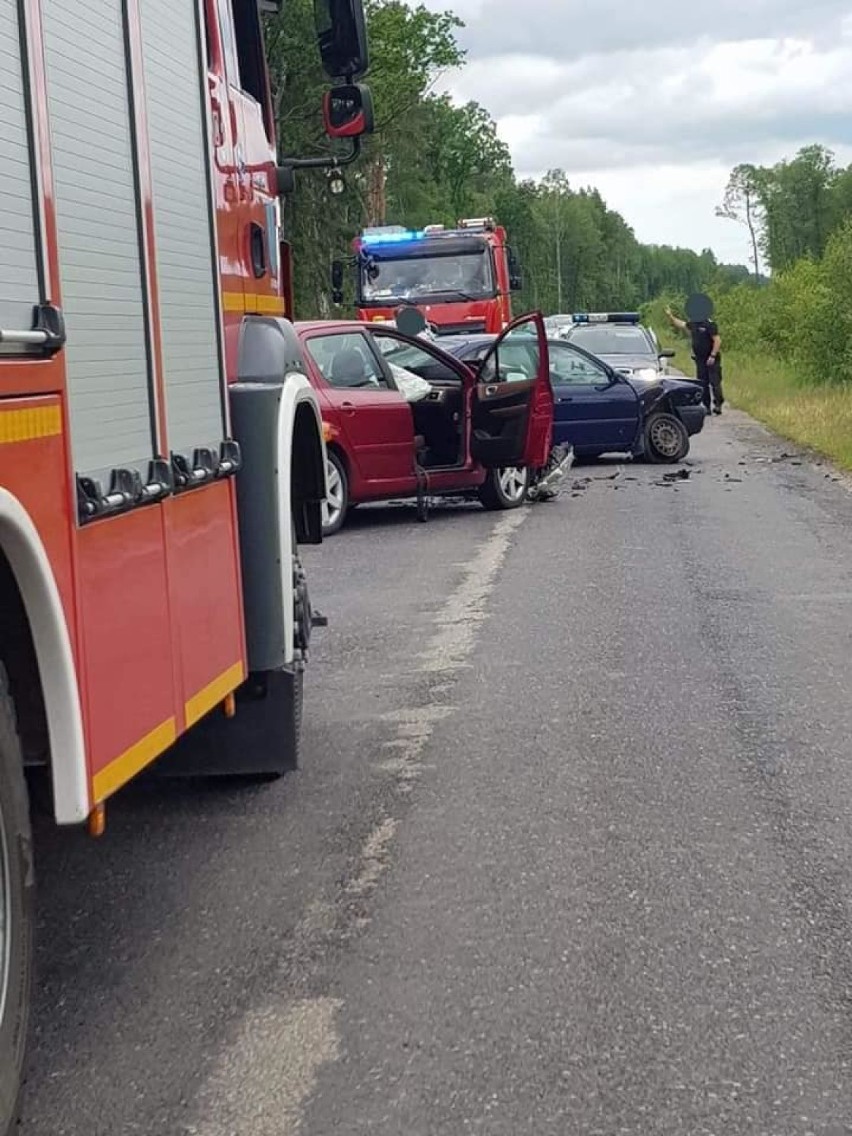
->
(665, 305), (688, 332)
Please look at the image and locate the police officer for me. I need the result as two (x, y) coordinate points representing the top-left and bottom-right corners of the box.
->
(665, 298), (723, 415)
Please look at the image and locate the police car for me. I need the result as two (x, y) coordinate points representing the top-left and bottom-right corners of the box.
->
(543, 313), (577, 338)
(560, 312), (677, 383)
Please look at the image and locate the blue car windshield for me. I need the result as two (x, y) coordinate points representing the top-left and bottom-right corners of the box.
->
(463, 336), (610, 385)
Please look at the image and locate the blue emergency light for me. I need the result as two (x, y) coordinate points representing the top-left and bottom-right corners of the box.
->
(361, 229), (426, 247)
(572, 311), (640, 324)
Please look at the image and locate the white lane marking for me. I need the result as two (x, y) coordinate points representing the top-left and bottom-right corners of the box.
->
(346, 817), (398, 896)
(373, 508), (530, 787)
(190, 997), (342, 1136)
(189, 508), (530, 1133)
(416, 507), (529, 675)
(376, 705), (455, 784)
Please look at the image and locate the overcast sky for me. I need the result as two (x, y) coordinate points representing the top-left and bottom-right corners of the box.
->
(425, 0), (852, 266)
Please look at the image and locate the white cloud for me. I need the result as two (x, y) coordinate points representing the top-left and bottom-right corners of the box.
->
(560, 164), (754, 265)
(425, 0), (852, 263)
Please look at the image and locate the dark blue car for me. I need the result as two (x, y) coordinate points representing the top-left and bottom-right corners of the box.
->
(441, 333), (706, 463)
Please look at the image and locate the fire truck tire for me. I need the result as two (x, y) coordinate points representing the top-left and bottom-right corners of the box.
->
(282, 667), (304, 773)
(478, 466), (530, 510)
(273, 533), (306, 777)
(0, 664), (34, 1136)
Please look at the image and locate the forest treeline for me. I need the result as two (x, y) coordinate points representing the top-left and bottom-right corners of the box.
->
(270, 0), (852, 388)
(266, 0), (748, 318)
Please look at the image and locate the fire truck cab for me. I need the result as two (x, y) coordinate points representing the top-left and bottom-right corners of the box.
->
(0, 0), (372, 1128)
(345, 217), (523, 336)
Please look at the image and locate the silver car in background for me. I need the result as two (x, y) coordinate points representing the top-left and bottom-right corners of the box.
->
(560, 312), (679, 384)
(543, 313), (578, 340)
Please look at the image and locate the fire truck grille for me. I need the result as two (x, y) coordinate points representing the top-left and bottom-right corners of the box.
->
(433, 320), (488, 336)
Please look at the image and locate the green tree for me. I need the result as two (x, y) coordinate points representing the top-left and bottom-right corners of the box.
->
(751, 145), (838, 271)
(716, 163), (763, 281)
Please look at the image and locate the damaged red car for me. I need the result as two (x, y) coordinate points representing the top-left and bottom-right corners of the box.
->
(294, 313), (554, 535)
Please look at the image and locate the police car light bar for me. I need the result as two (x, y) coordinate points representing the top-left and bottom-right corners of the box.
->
(572, 311), (641, 324)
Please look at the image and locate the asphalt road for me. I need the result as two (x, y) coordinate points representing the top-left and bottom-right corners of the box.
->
(21, 410), (852, 1135)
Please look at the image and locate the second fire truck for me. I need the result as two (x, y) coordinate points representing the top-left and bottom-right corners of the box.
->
(342, 217), (522, 335)
(0, 0), (373, 1128)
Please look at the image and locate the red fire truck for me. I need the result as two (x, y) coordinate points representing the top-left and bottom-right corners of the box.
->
(345, 217), (523, 336)
(0, 0), (372, 1127)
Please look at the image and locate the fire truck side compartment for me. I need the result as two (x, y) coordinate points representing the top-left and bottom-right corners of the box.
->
(138, 0), (227, 456)
(0, 1), (41, 334)
(41, 0), (156, 479)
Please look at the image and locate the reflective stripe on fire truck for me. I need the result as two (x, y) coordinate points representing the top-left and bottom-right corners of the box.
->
(222, 292), (287, 316)
(184, 660), (245, 730)
(91, 659), (245, 802)
(0, 404), (62, 446)
(92, 717), (177, 803)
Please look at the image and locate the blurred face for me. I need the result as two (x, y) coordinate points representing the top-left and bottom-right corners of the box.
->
(686, 293), (714, 321)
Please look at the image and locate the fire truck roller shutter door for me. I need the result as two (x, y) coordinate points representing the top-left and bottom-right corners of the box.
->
(42, 0), (156, 478)
(0, 2), (41, 335)
(138, 0), (226, 456)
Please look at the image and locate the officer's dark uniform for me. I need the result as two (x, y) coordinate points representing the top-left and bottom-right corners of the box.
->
(687, 318), (723, 413)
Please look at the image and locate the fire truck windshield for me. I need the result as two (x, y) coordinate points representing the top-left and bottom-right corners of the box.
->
(360, 251), (494, 304)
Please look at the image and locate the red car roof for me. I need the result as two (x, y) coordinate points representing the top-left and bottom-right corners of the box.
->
(294, 319), (375, 335)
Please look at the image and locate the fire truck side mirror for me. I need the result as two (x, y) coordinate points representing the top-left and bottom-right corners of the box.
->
(323, 84), (374, 139)
(331, 259), (345, 305)
(274, 165), (296, 197)
(314, 0), (369, 81)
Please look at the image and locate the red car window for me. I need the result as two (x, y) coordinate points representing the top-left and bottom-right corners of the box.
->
(305, 332), (388, 389)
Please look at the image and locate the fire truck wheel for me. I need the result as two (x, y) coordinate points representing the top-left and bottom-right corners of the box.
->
(321, 451), (348, 537)
(0, 664), (34, 1136)
(477, 466), (530, 511)
(282, 668), (304, 773)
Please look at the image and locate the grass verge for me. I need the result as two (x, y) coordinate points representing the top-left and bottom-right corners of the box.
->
(725, 354), (852, 471)
(658, 332), (852, 472)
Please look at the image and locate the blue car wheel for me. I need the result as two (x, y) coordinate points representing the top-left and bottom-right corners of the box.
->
(644, 412), (689, 463)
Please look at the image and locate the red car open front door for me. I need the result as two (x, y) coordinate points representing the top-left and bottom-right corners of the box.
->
(469, 313), (554, 470)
